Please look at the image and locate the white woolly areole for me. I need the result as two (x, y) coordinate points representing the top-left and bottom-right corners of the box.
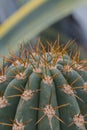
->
(0, 75), (6, 83)
(74, 62), (84, 70)
(57, 57), (63, 62)
(15, 73), (26, 80)
(33, 68), (42, 73)
(62, 84), (74, 95)
(21, 62), (29, 68)
(32, 52), (37, 57)
(73, 114), (85, 129)
(12, 60), (21, 66)
(21, 90), (33, 101)
(39, 62), (45, 67)
(0, 96), (8, 108)
(84, 82), (87, 92)
(12, 120), (24, 130)
(43, 76), (53, 85)
(49, 65), (56, 70)
(44, 105), (55, 130)
(63, 65), (73, 72)
(44, 105), (55, 118)
(12, 60), (29, 68)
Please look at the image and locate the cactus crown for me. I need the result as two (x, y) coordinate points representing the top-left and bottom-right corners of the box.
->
(0, 40), (87, 130)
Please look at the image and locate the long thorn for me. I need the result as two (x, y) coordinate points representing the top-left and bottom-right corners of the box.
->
(30, 107), (43, 111)
(49, 89), (52, 105)
(68, 122), (74, 127)
(54, 103), (70, 110)
(0, 122), (13, 127)
(54, 115), (65, 124)
(6, 94), (21, 98)
(12, 86), (24, 93)
(74, 94), (84, 103)
(35, 114), (46, 125)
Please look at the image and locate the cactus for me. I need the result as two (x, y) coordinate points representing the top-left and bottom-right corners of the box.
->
(0, 41), (87, 130)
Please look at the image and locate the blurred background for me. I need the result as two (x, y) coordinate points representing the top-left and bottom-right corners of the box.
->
(0, 0), (87, 58)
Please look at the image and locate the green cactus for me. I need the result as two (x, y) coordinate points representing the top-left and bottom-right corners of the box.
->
(0, 41), (87, 130)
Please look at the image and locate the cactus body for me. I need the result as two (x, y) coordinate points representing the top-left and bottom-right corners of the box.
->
(0, 41), (87, 130)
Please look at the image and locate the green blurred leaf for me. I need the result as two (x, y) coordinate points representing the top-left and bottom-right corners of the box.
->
(0, 0), (87, 57)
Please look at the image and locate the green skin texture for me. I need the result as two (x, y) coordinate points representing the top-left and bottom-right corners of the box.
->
(0, 79), (26, 130)
(38, 70), (60, 130)
(76, 70), (87, 82)
(77, 70), (87, 127)
(15, 73), (41, 130)
(63, 70), (87, 128)
(58, 59), (87, 113)
(57, 59), (87, 129)
(51, 69), (81, 130)
(0, 66), (25, 94)
(0, 66), (32, 130)
(0, 54), (87, 130)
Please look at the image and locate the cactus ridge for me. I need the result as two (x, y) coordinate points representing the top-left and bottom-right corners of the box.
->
(0, 41), (87, 130)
